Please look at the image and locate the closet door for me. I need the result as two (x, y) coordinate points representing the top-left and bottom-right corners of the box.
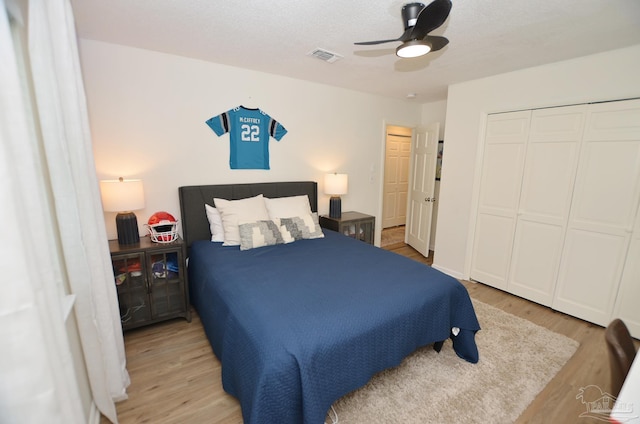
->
(383, 126), (412, 228)
(614, 203), (640, 338)
(507, 105), (586, 306)
(553, 99), (640, 326)
(470, 111), (529, 290)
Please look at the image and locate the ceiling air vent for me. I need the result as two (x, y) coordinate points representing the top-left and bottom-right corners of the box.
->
(307, 48), (343, 63)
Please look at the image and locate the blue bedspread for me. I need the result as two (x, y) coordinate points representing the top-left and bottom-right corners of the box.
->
(188, 230), (480, 424)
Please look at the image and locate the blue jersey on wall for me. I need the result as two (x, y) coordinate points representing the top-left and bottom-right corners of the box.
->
(206, 106), (288, 170)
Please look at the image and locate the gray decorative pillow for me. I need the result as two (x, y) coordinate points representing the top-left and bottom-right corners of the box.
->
(280, 212), (324, 242)
(238, 220), (285, 250)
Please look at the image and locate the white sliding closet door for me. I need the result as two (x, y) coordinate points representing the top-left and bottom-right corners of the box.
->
(507, 105), (586, 305)
(553, 99), (640, 326)
(614, 203), (640, 338)
(470, 111), (529, 290)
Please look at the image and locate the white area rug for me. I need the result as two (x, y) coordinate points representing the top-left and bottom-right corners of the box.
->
(329, 300), (579, 423)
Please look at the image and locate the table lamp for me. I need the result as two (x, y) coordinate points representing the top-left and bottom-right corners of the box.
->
(324, 173), (348, 218)
(100, 178), (145, 245)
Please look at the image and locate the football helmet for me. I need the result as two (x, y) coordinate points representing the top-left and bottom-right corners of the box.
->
(146, 211), (179, 243)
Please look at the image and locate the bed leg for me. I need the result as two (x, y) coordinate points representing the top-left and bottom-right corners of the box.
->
(433, 341), (444, 353)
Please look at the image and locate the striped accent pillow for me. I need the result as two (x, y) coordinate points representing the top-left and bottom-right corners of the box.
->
(280, 213), (324, 243)
(238, 220), (285, 251)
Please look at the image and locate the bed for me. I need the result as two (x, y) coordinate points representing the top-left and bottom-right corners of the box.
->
(179, 181), (480, 424)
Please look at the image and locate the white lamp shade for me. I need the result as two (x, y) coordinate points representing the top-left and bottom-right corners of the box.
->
(324, 173), (348, 195)
(396, 40), (431, 58)
(100, 179), (145, 212)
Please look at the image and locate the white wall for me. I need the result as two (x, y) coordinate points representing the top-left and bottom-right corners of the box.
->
(79, 40), (423, 245)
(434, 44), (640, 278)
(421, 100), (447, 140)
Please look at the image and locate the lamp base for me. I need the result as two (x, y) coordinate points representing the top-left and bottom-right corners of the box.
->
(329, 196), (342, 219)
(115, 212), (140, 245)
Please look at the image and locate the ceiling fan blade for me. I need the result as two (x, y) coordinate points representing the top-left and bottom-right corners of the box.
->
(354, 38), (401, 46)
(355, 27), (413, 46)
(424, 35), (449, 52)
(410, 0), (452, 40)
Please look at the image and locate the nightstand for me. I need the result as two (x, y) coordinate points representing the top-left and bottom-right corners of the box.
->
(319, 211), (375, 245)
(109, 236), (191, 330)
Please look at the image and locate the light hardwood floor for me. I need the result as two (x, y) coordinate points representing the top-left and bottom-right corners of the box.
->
(102, 242), (630, 424)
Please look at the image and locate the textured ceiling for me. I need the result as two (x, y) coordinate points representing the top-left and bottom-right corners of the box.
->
(70, 0), (640, 102)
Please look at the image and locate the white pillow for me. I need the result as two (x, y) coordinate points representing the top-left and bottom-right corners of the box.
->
(214, 194), (270, 246)
(264, 195), (312, 220)
(204, 204), (225, 242)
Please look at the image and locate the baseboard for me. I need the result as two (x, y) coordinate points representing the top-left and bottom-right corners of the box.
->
(89, 401), (102, 424)
(432, 263), (464, 280)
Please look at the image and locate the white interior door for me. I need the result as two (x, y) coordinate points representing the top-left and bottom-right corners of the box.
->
(406, 122), (439, 257)
(507, 105), (586, 305)
(470, 111), (529, 290)
(553, 99), (640, 326)
(383, 126), (411, 228)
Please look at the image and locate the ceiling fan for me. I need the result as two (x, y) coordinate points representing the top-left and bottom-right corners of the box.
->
(355, 0), (452, 58)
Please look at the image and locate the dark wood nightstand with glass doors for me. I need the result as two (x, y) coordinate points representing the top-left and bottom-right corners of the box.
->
(108, 236), (191, 330)
(319, 211), (375, 245)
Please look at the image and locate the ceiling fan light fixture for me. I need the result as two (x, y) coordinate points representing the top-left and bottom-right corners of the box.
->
(396, 40), (431, 58)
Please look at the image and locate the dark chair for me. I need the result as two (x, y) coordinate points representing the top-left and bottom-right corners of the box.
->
(605, 318), (637, 396)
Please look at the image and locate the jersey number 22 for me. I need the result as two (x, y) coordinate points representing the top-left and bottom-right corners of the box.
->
(241, 124), (259, 142)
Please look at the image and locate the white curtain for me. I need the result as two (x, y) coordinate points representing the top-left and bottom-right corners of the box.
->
(0, 0), (129, 422)
(0, 1), (86, 422)
(27, 0), (130, 419)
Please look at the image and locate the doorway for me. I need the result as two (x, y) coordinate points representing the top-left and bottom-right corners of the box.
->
(381, 125), (412, 247)
(381, 123), (441, 257)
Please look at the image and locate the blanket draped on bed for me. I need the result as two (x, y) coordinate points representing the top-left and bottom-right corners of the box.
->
(188, 230), (480, 424)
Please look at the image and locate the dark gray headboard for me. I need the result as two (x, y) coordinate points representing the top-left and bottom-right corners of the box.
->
(179, 181), (318, 250)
